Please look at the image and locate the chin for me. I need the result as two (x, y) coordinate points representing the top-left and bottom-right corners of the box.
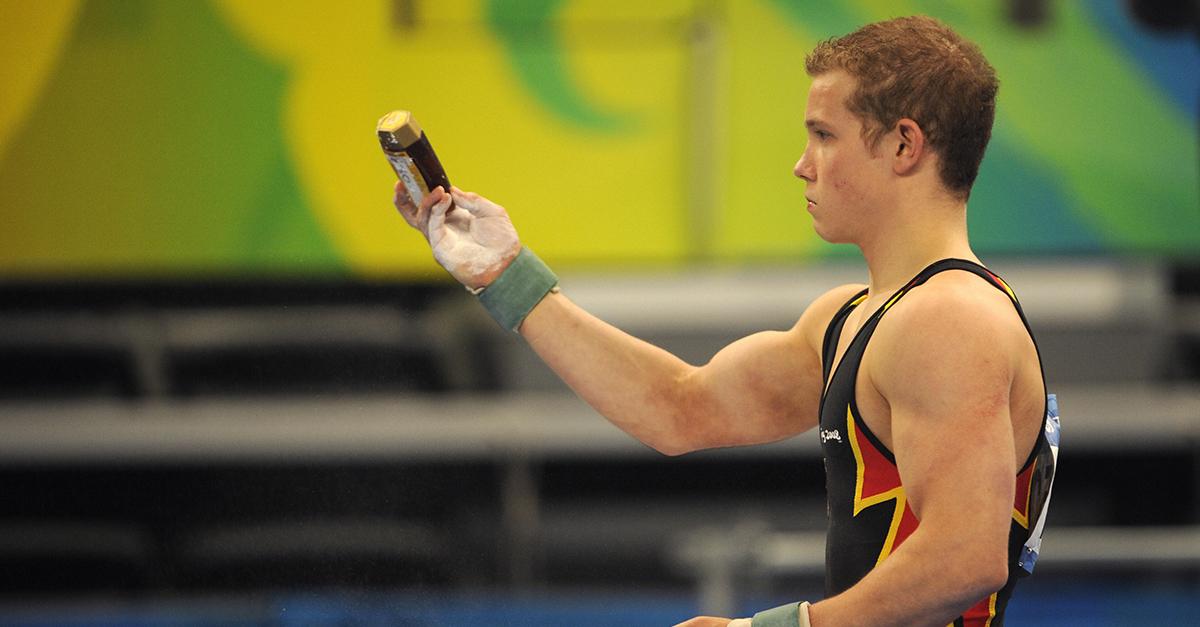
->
(811, 222), (849, 244)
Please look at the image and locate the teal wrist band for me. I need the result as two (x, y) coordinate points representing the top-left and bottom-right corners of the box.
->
(752, 602), (801, 627)
(477, 247), (558, 333)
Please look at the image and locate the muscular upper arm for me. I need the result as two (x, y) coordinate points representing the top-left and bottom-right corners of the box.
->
(678, 283), (866, 451)
(867, 277), (1022, 575)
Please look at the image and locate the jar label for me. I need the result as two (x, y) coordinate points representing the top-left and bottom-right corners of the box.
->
(387, 152), (428, 205)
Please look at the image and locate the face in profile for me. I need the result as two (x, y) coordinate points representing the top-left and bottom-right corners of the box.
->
(793, 71), (893, 245)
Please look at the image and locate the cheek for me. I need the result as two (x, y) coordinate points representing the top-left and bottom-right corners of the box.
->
(831, 172), (864, 203)
(825, 157), (852, 192)
(828, 154), (877, 204)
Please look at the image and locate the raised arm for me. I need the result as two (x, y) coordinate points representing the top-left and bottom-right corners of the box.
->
(520, 283), (860, 455)
(393, 184), (859, 455)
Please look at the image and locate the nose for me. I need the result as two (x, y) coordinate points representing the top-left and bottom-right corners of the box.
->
(794, 146), (814, 182)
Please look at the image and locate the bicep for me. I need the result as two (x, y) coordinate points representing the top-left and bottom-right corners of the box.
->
(683, 328), (823, 447)
(681, 283), (864, 449)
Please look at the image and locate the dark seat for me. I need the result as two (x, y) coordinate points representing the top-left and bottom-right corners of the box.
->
(174, 517), (465, 590)
(0, 521), (154, 593)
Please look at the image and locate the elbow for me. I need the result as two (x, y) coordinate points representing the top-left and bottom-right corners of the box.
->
(975, 558), (1009, 598)
(641, 372), (710, 457)
(655, 406), (724, 457)
(649, 440), (694, 457)
(645, 417), (706, 457)
(978, 532), (1011, 595)
(644, 412), (714, 457)
(621, 405), (700, 457)
(958, 547), (1009, 601)
(933, 527), (1008, 603)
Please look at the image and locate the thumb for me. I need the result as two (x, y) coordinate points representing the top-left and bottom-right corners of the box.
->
(450, 186), (505, 218)
(449, 187), (477, 214)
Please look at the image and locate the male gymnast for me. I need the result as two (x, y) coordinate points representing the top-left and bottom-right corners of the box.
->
(391, 15), (1057, 627)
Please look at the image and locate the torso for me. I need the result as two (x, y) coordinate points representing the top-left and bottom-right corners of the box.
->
(825, 274), (1044, 467)
(817, 259), (1056, 627)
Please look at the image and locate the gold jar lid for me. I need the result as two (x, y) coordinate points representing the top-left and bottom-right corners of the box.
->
(377, 110), (423, 148)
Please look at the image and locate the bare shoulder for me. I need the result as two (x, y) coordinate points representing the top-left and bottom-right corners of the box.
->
(868, 271), (1029, 392)
(793, 282), (869, 348)
(893, 270), (1023, 332)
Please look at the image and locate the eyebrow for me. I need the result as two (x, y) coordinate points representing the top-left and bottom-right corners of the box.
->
(805, 119), (830, 130)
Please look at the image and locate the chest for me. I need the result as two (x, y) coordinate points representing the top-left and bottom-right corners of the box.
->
(822, 300), (894, 448)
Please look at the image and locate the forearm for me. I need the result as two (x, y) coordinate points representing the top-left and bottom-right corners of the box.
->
(392, 187), (822, 454)
(808, 528), (1005, 626)
(520, 290), (703, 455)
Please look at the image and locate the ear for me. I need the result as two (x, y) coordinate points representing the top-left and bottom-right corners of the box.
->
(891, 118), (925, 176)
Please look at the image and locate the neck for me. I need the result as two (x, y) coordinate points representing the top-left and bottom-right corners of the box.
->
(858, 196), (976, 295)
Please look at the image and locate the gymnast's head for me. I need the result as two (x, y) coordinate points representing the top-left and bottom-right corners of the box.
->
(805, 16), (999, 201)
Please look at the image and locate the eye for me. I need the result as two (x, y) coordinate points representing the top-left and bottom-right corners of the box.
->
(815, 130), (831, 140)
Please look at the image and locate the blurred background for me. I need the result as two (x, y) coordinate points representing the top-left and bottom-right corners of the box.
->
(0, 0), (1197, 625)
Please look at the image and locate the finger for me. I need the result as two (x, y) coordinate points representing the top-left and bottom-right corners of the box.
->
(426, 190), (454, 240)
(422, 186), (446, 213)
(393, 181), (417, 214)
(410, 186), (447, 235)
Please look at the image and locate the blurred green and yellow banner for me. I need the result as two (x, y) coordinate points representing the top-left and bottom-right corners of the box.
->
(1, 0), (1196, 279)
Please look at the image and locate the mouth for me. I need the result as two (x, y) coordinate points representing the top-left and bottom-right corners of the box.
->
(806, 197), (817, 210)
